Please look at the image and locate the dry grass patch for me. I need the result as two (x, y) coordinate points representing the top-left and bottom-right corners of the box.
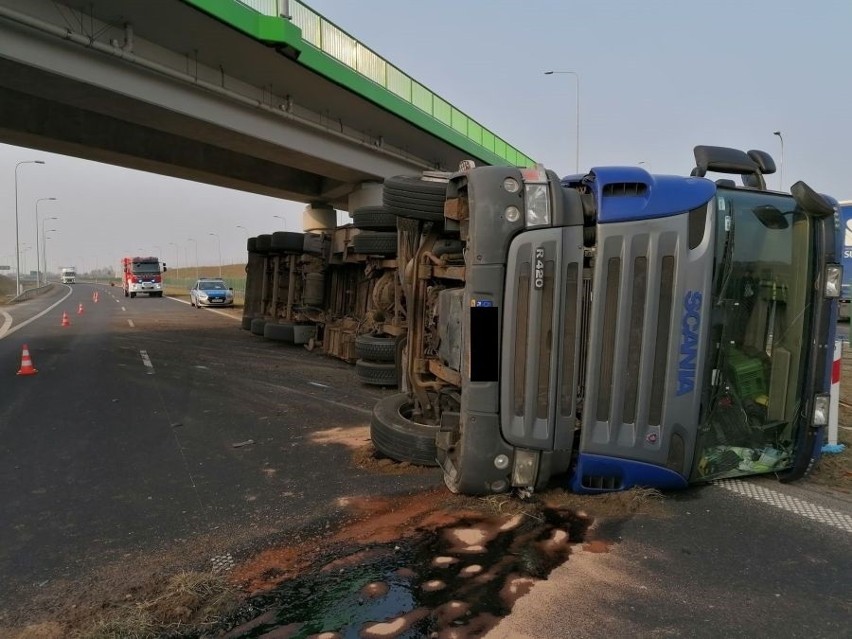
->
(78, 571), (240, 639)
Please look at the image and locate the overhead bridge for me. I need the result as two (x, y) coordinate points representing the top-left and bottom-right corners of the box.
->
(0, 0), (533, 212)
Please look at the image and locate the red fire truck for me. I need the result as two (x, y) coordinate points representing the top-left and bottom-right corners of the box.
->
(122, 256), (166, 298)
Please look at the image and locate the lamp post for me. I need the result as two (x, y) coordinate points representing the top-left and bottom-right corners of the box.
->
(168, 241), (180, 284)
(773, 130), (784, 191)
(43, 231), (56, 280)
(14, 160), (45, 294)
(35, 197), (56, 286)
(273, 215), (287, 230)
(41, 216), (58, 282)
(544, 70), (581, 174)
(208, 232), (222, 278)
(187, 238), (199, 279)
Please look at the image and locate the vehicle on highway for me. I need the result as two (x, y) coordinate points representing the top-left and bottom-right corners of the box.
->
(122, 256), (166, 298)
(190, 278), (234, 307)
(60, 266), (76, 283)
(368, 145), (842, 496)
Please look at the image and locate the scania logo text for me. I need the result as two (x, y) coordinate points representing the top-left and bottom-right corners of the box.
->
(677, 290), (702, 396)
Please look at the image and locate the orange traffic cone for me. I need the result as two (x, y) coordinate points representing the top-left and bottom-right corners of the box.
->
(77, 303), (84, 315)
(17, 344), (37, 376)
(61, 312), (71, 327)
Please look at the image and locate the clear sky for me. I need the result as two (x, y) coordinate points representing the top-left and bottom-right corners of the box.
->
(2, 0), (851, 275)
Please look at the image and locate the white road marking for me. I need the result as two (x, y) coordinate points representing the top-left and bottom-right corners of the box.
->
(121, 306), (126, 311)
(127, 319), (135, 328)
(0, 286), (74, 341)
(716, 479), (852, 533)
(0, 311), (12, 338)
(140, 350), (154, 374)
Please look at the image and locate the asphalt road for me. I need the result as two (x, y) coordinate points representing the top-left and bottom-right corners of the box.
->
(0, 283), (431, 612)
(1, 284), (849, 637)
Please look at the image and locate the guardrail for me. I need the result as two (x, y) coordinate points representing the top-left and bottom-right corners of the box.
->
(10, 283), (55, 303)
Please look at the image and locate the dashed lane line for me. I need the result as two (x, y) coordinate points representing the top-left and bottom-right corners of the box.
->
(127, 319), (135, 328)
(716, 479), (852, 533)
(140, 350), (154, 374)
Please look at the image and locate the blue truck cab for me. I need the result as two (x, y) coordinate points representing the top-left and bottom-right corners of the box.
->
(840, 201), (852, 321)
(372, 146), (841, 495)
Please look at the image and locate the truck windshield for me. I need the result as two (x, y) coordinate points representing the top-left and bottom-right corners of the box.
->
(132, 262), (160, 274)
(694, 189), (812, 481)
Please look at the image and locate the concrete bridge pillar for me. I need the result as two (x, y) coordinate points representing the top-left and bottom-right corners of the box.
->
(346, 181), (384, 213)
(302, 202), (336, 232)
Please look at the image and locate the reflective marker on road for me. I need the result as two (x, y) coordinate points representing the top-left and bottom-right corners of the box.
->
(717, 479), (852, 533)
(140, 350), (154, 374)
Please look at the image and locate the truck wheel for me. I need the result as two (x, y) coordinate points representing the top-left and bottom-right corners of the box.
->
(355, 334), (396, 362)
(241, 315), (254, 330)
(247, 236), (258, 253)
(353, 231), (397, 256)
(355, 359), (398, 387)
(271, 231), (304, 253)
(352, 206), (397, 231)
(256, 234), (272, 253)
(264, 322), (296, 342)
(250, 317), (267, 336)
(370, 393), (439, 466)
(383, 175), (447, 223)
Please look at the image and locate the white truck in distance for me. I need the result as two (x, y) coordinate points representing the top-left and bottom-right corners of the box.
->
(60, 267), (76, 284)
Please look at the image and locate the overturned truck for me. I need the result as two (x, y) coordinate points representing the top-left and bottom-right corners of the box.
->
(370, 146), (842, 495)
(241, 206), (406, 387)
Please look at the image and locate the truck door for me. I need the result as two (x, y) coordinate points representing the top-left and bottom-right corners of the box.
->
(500, 226), (587, 456)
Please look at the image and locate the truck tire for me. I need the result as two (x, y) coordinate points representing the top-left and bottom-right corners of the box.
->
(250, 317), (267, 336)
(241, 316), (254, 330)
(256, 234), (272, 253)
(352, 206), (397, 231)
(353, 231), (397, 256)
(247, 237), (258, 253)
(355, 359), (398, 387)
(383, 175), (447, 223)
(370, 393), (439, 466)
(271, 231), (304, 253)
(355, 334), (396, 362)
(264, 322), (296, 342)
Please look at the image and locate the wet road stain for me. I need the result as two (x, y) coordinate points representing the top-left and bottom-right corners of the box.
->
(222, 501), (592, 638)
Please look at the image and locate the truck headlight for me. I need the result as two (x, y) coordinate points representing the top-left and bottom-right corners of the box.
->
(824, 264), (842, 298)
(812, 393), (830, 426)
(525, 183), (551, 227)
(511, 448), (540, 486)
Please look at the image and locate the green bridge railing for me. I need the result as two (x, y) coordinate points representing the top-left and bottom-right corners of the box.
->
(186, 0), (534, 168)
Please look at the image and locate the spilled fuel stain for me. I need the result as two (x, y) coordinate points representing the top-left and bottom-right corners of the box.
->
(223, 505), (591, 638)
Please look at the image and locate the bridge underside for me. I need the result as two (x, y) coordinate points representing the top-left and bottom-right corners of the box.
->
(0, 0), (478, 210)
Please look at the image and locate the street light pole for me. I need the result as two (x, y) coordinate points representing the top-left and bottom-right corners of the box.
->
(208, 232), (222, 278)
(35, 197), (56, 286)
(41, 216), (58, 281)
(14, 160), (45, 294)
(44, 231), (56, 281)
(187, 238), (199, 279)
(773, 131), (784, 191)
(544, 70), (581, 174)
